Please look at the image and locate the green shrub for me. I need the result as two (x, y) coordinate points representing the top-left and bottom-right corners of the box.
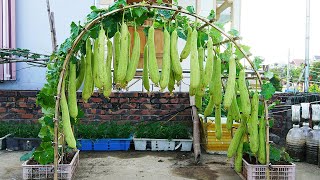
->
(135, 122), (190, 139)
(0, 122), (40, 138)
(75, 122), (133, 139)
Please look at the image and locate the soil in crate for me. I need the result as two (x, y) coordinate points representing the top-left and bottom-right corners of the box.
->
(27, 151), (76, 165)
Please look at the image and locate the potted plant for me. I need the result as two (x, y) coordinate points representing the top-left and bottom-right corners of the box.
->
(241, 143), (296, 180)
(5, 122), (41, 151)
(75, 122), (133, 151)
(133, 122), (193, 151)
(0, 122), (11, 150)
(21, 145), (79, 180)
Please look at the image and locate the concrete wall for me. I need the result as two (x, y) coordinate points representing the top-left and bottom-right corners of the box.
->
(0, 0), (94, 90)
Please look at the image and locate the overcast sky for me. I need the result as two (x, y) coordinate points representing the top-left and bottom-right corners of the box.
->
(240, 0), (320, 65)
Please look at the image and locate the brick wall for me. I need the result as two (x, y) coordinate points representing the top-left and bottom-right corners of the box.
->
(0, 90), (192, 123)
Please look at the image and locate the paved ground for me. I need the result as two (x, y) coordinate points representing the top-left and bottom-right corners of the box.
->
(0, 150), (319, 180)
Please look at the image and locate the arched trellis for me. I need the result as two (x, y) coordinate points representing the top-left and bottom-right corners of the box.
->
(53, 3), (269, 180)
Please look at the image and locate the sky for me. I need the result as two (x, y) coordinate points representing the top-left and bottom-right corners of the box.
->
(240, 0), (320, 65)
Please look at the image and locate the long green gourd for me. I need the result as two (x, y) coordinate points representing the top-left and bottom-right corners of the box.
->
(113, 30), (121, 83)
(68, 62), (78, 119)
(103, 39), (113, 98)
(82, 39), (93, 102)
(190, 29), (200, 89)
(211, 55), (222, 106)
(215, 104), (222, 140)
(223, 58), (236, 109)
(258, 117), (266, 164)
(116, 22), (129, 83)
(234, 135), (244, 173)
(60, 77), (76, 149)
(180, 25), (192, 61)
(203, 37), (213, 87)
(238, 69), (251, 119)
(249, 91), (259, 154)
(125, 30), (141, 83)
(147, 25), (160, 85)
(170, 29), (183, 77)
(160, 28), (171, 90)
(75, 56), (85, 90)
(142, 44), (150, 92)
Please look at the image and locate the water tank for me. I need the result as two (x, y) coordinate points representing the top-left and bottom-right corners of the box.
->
(286, 124), (306, 161)
(306, 125), (320, 165)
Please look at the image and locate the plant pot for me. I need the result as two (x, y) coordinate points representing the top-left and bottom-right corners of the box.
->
(22, 150), (79, 180)
(93, 136), (132, 151)
(0, 134), (10, 150)
(77, 139), (93, 151)
(242, 158), (296, 180)
(6, 137), (41, 151)
(133, 137), (193, 151)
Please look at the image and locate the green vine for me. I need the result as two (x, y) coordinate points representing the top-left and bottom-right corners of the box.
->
(32, 1), (275, 164)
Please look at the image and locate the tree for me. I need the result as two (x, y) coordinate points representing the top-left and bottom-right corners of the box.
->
(310, 61), (320, 83)
(270, 74), (282, 91)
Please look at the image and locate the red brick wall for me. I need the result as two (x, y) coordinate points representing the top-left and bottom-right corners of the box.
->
(0, 90), (192, 122)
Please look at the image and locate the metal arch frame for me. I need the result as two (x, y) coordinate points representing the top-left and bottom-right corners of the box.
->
(53, 3), (269, 180)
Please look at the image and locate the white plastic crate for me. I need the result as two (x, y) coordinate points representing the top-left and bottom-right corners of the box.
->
(133, 138), (192, 151)
(242, 158), (295, 180)
(22, 150), (79, 180)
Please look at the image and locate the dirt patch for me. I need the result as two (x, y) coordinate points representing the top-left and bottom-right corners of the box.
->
(173, 163), (219, 180)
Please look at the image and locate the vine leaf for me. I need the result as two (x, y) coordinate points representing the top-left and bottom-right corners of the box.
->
(235, 45), (250, 60)
(186, 6), (195, 14)
(264, 71), (274, 79)
(228, 29), (239, 37)
(253, 56), (264, 70)
(261, 82), (276, 100)
(207, 10), (215, 20)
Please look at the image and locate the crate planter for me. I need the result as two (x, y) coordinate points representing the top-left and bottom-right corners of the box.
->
(22, 150), (79, 180)
(77, 139), (93, 151)
(242, 158), (296, 180)
(6, 137), (41, 151)
(0, 134), (10, 150)
(93, 136), (132, 151)
(133, 137), (193, 151)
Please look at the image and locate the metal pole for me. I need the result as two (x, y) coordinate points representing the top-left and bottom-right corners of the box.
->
(286, 49), (290, 91)
(304, 0), (310, 92)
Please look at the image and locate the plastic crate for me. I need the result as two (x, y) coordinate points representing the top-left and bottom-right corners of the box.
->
(93, 136), (132, 151)
(22, 150), (79, 180)
(133, 138), (193, 151)
(77, 139), (93, 151)
(199, 114), (239, 154)
(6, 137), (41, 151)
(0, 134), (10, 150)
(242, 158), (296, 180)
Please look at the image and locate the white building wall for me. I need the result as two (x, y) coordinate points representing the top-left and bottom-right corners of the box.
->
(0, 0), (94, 90)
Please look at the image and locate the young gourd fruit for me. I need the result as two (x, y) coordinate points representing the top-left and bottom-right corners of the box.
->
(234, 135), (244, 173)
(238, 69), (251, 119)
(159, 28), (171, 90)
(113, 30), (121, 83)
(103, 39), (113, 98)
(258, 117), (266, 164)
(82, 39), (93, 102)
(170, 29), (183, 78)
(227, 120), (246, 158)
(68, 62), (78, 119)
(210, 55), (222, 106)
(180, 25), (192, 61)
(223, 58), (236, 109)
(215, 104), (222, 140)
(125, 30), (141, 83)
(249, 91), (259, 154)
(142, 44), (150, 92)
(203, 37), (213, 88)
(147, 25), (160, 85)
(204, 95), (214, 117)
(61, 77), (76, 149)
(190, 29), (200, 89)
(116, 22), (129, 84)
(75, 56), (85, 90)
